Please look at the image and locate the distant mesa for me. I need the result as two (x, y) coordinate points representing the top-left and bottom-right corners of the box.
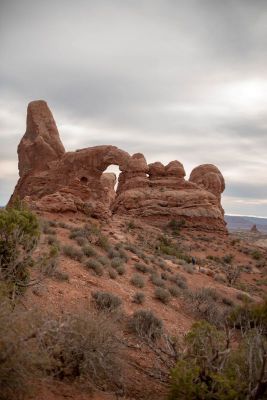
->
(9, 100), (226, 232)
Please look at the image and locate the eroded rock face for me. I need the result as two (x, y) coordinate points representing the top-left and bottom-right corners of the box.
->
(10, 101), (227, 232)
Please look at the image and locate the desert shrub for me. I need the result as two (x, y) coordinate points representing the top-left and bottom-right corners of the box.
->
(129, 310), (163, 341)
(0, 204), (40, 296)
(167, 219), (185, 235)
(41, 245), (68, 282)
(69, 224), (99, 242)
(53, 270), (69, 281)
(96, 255), (110, 266)
(223, 253), (234, 264)
(111, 257), (123, 269)
(188, 288), (224, 326)
(151, 273), (165, 287)
(39, 311), (122, 390)
(168, 286), (181, 298)
(75, 236), (88, 246)
(116, 265), (125, 275)
(92, 291), (122, 311)
(161, 272), (169, 280)
(134, 262), (148, 273)
(202, 287), (220, 301)
(156, 235), (191, 263)
(69, 228), (86, 240)
(214, 273), (226, 283)
(0, 302), (45, 400)
(58, 221), (68, 229)
(251, 249), (262, 260)
(182, 263), (195, 274)
(169, 320), (267, 399)
(85, 259), (103, 276)
(47, 220), (57, 227)
(154, 287), (171, 304)
(108, 248), (120, 259)
(42, 220), (56, 235)
(62, 245), (84, 262)
(47, 234), (60, 247)
(236, 291), (252, 302)
(82, 244), (96, 257)
(113, 244), (129, 261)
(132, 292), (145, 304)
(96, 234), (110, 251)
(108, 268), (117, 279)
(224, 264), (241, 285)
(228, 299), (267, 333)
(157, 259), (167, 270)
(117, 247), (129, 262)
(169, 273), (188, 289)
(40, 245), (60, 277)
(126, 220), (136, 230)
(222, 297), (234, 307)
(131, 274), (145, 288)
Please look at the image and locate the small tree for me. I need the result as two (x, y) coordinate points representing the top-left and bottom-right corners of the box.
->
(0, 203), (40, 297)
(169, 320), (267, 399)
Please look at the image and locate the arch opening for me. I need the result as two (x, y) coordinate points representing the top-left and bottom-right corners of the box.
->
(102, 165), (120, 191)
(80, 176), (88, 184)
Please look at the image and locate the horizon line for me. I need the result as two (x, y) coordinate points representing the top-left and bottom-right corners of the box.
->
(226, 213), (267, 219)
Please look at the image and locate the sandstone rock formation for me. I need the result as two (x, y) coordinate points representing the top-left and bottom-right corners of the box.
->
(10, 100), (226, 232)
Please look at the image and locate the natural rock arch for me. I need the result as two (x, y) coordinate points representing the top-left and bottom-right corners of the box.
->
(10, 100), (227, 232)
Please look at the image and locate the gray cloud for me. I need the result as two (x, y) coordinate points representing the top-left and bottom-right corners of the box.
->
(0, 0), (267, 216)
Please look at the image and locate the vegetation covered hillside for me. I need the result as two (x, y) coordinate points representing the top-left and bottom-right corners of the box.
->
(1, 204), (267, 399)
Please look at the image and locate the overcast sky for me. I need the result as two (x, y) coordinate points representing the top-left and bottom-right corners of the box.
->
(1, 0), (267, 217)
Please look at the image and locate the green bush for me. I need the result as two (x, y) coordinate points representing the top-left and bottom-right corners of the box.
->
(38, 311), (122, 390)
(129, 310), (163, 341)
(0, 301), (45, 400)
(111, 257), (123, 269)
(96, 255), (110, 266)
(92, 291), (122, 311)
(151, 273), (165, 288)
(40, 246), (59, 277)
(131, 274), (145, 288)
(85, 259), (103, 276)
(168, 286), (181, 298)
(133, 291), (145, 304)
(108, 268), (117, 279)
(228, 299), (267, 333)
(134, 262), (149, 273)
(156, 235), (191, 263)
(75, 236), (87, 246)
(116, 265), (125, 275)
(96, 234), (110, 251)
(167, 219), (185, 234)
(161, 272), (169, 280)
(0, 204), (40, 296)
(169, 320), (267, 399)
(154, 287), (171, 304)
(251, 250), (262, 260)
(169, 273), (188, 289)
(53, 270), (69, 281)
(108, 248), (120, 259)
(187, 288), (225, 326)
(82, 244), (96, 257)
(182, 264), (195, 274)
(69, 227), (87, 240)
(62, 245), (84, 262)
